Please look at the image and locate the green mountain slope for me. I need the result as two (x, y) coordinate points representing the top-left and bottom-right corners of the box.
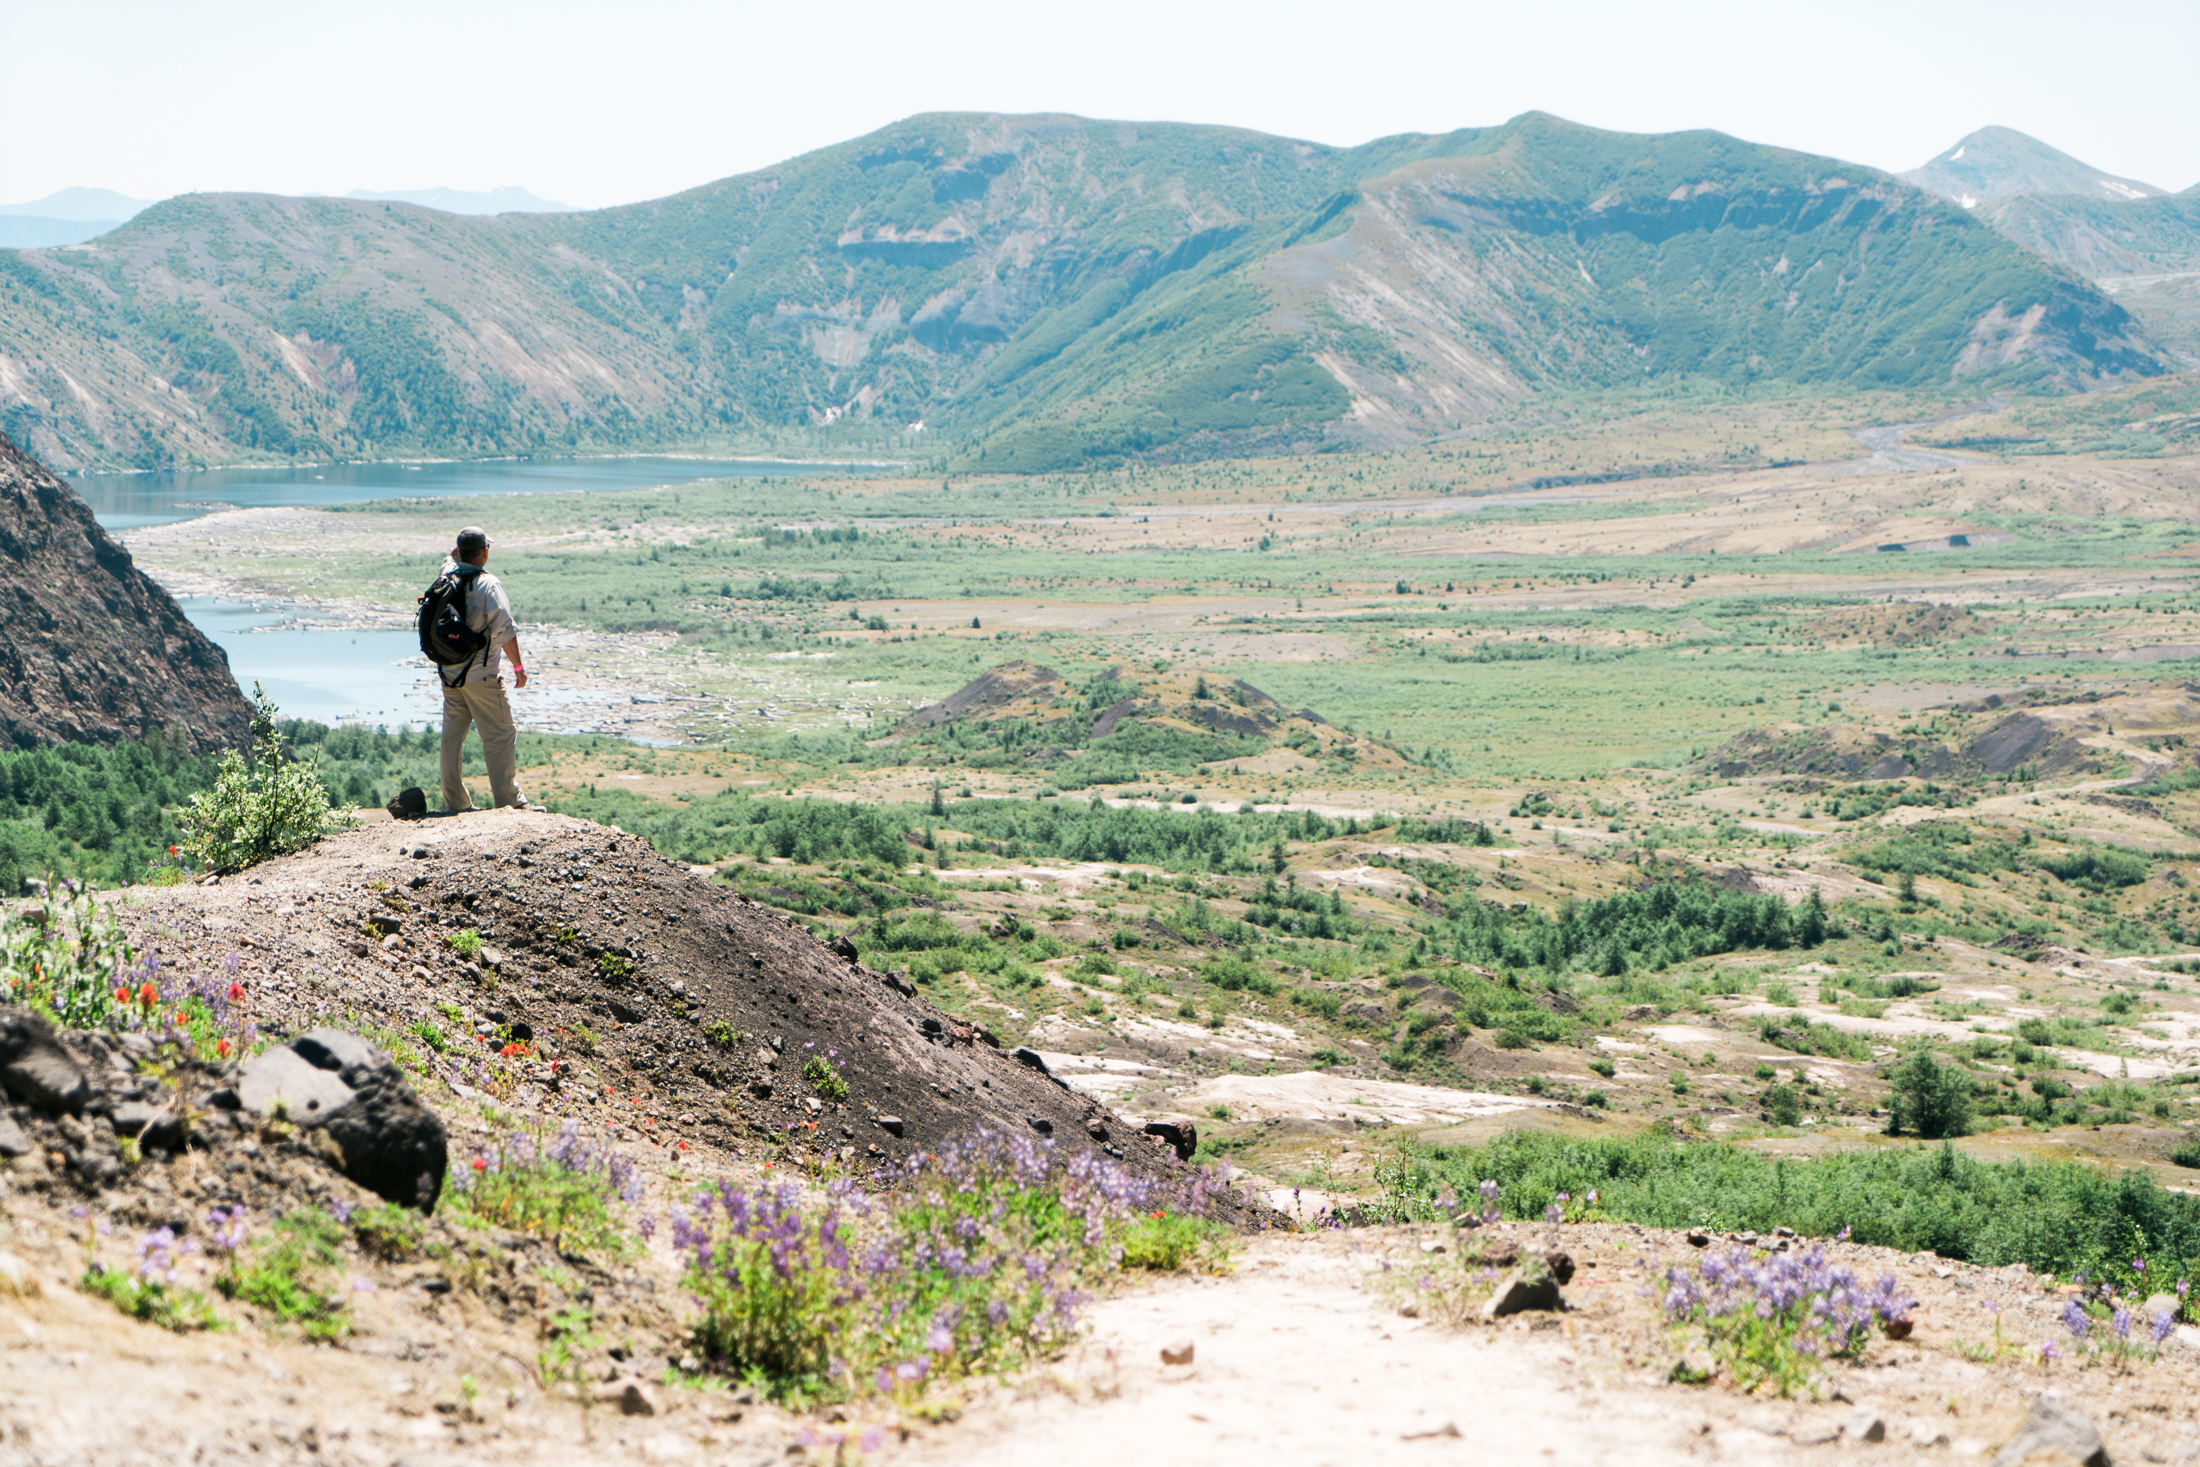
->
(1898, 128), (2200, 369)
(0, 112), (2172, 471)
(1899, 126), (2168, 206)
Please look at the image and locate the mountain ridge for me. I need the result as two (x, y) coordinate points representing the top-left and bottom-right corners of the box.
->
(1900, 125), (2168, 208)
(0, 111), (2172, 472)
(0, 429), (251, 752)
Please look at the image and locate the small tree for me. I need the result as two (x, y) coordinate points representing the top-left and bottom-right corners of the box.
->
(1764, 1083), (1804, 1127)
(178, 684), (354, 874)
(1885, 1049), (1972, 1139)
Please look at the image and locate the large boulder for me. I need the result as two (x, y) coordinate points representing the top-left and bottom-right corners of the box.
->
(0, 1007), (89, 1113)
(1991, 1395), (2110, 1467)
(237, 1029), (448, 1210)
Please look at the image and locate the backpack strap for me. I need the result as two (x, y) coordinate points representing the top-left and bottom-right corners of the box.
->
(442, 564), (486, 688)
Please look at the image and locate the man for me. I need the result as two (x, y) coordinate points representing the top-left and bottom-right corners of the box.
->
(437, 526), (533, 812)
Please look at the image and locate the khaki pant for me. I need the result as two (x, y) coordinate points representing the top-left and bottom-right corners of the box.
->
(439, 674), (524, 811)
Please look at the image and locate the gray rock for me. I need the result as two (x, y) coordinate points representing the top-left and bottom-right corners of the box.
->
(239, 1047), (358, 1121)
(0, 1110), (29, 1157)
(2142, 1293), (2180, 1328)
(0, 1007), (89, 1113)
(239, 1029), (448, 1211)
(1991, 1395), (2109, 1467)
(1160, 1339), (1195, 1366)
(1482, 1267), (1563, 1318)
(1845, 1407), (1887, 1443)
(107, 1100), (184, 1150)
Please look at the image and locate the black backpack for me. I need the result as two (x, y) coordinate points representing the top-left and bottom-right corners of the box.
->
(418, 564), (488, 683)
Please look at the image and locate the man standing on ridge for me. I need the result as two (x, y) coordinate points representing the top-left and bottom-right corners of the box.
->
(437, 525), (534, 812)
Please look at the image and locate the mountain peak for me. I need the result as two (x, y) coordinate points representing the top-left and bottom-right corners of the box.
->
(1901, 126), (2167, 207)
(0, 186), (160, 221)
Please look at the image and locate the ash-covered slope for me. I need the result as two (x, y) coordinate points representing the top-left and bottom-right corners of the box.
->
(0, 430), (250, 752)
(109, 810), (1206, 1190)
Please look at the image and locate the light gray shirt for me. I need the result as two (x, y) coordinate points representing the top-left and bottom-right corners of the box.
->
(440, 555), (515, 680)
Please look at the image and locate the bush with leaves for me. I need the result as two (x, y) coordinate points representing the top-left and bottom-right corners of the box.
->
(1886, 1049), (1973, 1139)
(177, 683), (353, 874)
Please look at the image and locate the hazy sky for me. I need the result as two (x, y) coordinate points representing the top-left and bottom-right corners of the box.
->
(6, 0), (2197, 209)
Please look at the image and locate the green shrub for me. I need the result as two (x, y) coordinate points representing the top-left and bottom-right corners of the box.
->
(177, 685), (354, 874)
(79, 1218), (223, 1333)
(449, 1122), (639, 1256)
(1764, 1084), (1804, 1127)
(1886, 1050), (1972, 1139)
(348, 1202), (425, 1261)
(677, 1128), (1222, 1405)
(2038, 847), (2152, 893)
(802, 1052), (850, 1101)
(216, 1209), (349, 1340)
(0, 879), (138, 1027)
(1378, 1129), (2200, 1287)
(1117, 1214), (1227, 1271)
(446, 928), (484, 961)
(1754, 1015), (1874, 1061)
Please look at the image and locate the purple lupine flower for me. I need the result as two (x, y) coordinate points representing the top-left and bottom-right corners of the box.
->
(134, 1226), (188, 1285)
(2063, 1300), (2090, 1339)
(204, 1205), (249, 1254)
(2152, 1310), (2177, 1345)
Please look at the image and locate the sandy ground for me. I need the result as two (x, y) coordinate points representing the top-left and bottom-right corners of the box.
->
(894, 1237), (1717, 1467)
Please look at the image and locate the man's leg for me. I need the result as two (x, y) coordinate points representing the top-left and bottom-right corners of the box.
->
(469, 677), (526, 808)
(439, 681), (476, 812)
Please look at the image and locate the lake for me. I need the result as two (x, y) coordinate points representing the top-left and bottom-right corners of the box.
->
(178, 599), (435, 729)
(86, 454), (881, 733)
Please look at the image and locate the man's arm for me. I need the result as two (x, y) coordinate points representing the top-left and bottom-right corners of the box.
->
(503, 637), (528, 689)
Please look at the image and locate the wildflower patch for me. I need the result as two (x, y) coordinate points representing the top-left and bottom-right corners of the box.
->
(1663, 1245), (1913, 1396)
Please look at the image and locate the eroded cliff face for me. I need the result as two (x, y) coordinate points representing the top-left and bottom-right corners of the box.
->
(0, 430), (250, 751)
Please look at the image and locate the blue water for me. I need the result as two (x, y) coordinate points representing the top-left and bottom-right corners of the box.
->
(73, 453), (882, 530)
(81, 453), (885, 734)
(180, 599), (437, 729)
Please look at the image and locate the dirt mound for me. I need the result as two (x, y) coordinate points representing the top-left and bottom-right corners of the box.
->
(1707, 685), (2200, 783)
(903, 659), (1067, 730)
(1800, 603), (1991, 647)
(104, 810), (1201, 1188)
(1704, 724), (1949, 780)
(900, 660), (1402, 769)
(0, 430), (251, 752)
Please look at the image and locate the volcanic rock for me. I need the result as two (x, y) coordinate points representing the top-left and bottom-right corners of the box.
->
(0, 1007), (90, 1113)
(0, 430), (252, 752)
(238, 1029), (450, 1210)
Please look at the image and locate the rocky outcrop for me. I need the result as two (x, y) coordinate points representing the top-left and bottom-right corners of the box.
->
(0, 430), (251, 752)
(234, 1029), (450, 1210)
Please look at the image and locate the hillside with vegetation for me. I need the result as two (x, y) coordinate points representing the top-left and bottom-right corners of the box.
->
(0, 112), (2170, 472)
(1900, 127), (2200, 368)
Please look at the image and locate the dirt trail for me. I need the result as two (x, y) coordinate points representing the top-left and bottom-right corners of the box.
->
(899, 1236), (1713, 1467)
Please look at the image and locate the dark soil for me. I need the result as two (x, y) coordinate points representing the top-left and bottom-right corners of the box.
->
(108, 810), (1201, 1190)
